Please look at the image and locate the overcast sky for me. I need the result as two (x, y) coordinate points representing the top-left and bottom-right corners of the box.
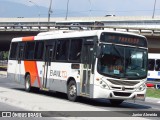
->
(5, 0), (160, 17)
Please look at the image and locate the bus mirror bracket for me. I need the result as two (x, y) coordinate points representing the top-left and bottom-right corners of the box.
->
(96, 46), (101, 58)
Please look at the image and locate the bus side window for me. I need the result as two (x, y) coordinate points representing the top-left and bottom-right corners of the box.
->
(25, 42), (35, 60)
(9, 42), (18, 60)
(56, 40), (69, 61)
(69, 39), (82, 61)
(155, 59), (160, 71)
(148, 59), (155, 71)
(34, 42), (44, 60)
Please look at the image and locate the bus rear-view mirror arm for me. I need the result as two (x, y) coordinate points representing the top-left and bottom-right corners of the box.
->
(96, 46), (101, 58)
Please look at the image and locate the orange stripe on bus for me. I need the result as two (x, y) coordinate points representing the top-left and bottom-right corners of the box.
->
(34, 62), (41, 88)
(22, 36), (34, 41)
(24, 61), (41, 87)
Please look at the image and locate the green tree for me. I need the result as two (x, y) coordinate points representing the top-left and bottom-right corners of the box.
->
(3, 51), (8, 60)
(0, 51), (9, 60)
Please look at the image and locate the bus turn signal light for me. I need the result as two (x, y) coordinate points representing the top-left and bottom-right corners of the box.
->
(96, 78), (100, 81)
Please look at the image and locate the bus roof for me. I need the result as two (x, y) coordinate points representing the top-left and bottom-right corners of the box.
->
(11, 30), (146, 42)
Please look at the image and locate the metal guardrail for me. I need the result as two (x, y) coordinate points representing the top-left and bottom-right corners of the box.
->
(0, 23), (160, 36)
(0, 60), (7, 66)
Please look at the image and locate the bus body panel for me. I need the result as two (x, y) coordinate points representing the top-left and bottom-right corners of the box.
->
(8, 60), (25, 85)
(48, 62), (80, 93)
(148, 71), (160, 80)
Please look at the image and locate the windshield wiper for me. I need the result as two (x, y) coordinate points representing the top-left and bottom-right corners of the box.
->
(126, 72), (140, 77)
(130, 65), (141, 70)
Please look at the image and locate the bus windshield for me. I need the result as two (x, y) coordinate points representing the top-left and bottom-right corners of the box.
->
(97, 44), (148, 79)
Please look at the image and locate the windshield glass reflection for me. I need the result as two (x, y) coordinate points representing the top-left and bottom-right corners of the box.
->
(97, 44), (148, 79)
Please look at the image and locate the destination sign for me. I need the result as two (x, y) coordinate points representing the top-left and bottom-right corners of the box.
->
(100, 32), (147, 47)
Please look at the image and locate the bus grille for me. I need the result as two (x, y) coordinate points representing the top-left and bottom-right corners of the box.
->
(113, 92), (131, 97)
(107, 79), (139, 86)
(111, 87), (134, 90)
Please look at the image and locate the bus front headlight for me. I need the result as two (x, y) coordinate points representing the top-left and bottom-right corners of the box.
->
(99, 80), (109, 89)
(136, 83), (146, 92)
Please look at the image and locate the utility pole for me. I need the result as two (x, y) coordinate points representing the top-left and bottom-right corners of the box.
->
(48, 0), (53, 23)
(88, 0), (92, 17)
(65, 0), (69, 20)
(29, 1), (40, 25)
(152, 0), (156, 19)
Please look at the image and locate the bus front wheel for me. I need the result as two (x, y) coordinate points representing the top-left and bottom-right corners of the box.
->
(109, 99), (124, 106)
(25, 74), (31, 92)
(67, 80), (77, 101)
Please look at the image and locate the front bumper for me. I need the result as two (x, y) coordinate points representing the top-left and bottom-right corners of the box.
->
(93, 85), (146, 101)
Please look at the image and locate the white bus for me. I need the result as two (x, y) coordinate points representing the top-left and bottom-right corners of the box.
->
(7, 30), (148, 105)
(148, 53), (160, 88)
(148, 53), (160, 80)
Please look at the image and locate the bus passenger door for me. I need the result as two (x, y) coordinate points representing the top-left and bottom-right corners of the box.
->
(15, 43), (25, 83)
(42, 44), (53, 89)
(81, 43), (94, 96)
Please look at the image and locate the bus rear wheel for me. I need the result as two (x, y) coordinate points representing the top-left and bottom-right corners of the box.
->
(110, 99), (124, 106)
(67, 80), (77, 101)
(25, 74), (32, 92)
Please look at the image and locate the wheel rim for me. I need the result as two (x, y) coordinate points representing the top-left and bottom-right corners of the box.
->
(69, 84), (76, 97)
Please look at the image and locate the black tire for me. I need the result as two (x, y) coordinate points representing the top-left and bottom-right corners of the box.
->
(25, 74), (32, 92)
(67, 80), (77, 101)
(110, 99), (124, 106)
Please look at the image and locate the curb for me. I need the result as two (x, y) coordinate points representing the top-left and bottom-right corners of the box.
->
(145, 97), (160, 104)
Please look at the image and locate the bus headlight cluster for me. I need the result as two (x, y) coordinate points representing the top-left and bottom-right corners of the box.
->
(136, 83), (146, 92)
(99, 80), (109, 89)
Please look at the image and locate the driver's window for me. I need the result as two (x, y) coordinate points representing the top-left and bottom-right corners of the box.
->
(131, 52), (143, 67)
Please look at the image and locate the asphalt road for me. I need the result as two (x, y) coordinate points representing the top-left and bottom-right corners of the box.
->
(0, 74), (160, 119)
(0, 101), (25, 111)
(0, 76), (159, 110)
